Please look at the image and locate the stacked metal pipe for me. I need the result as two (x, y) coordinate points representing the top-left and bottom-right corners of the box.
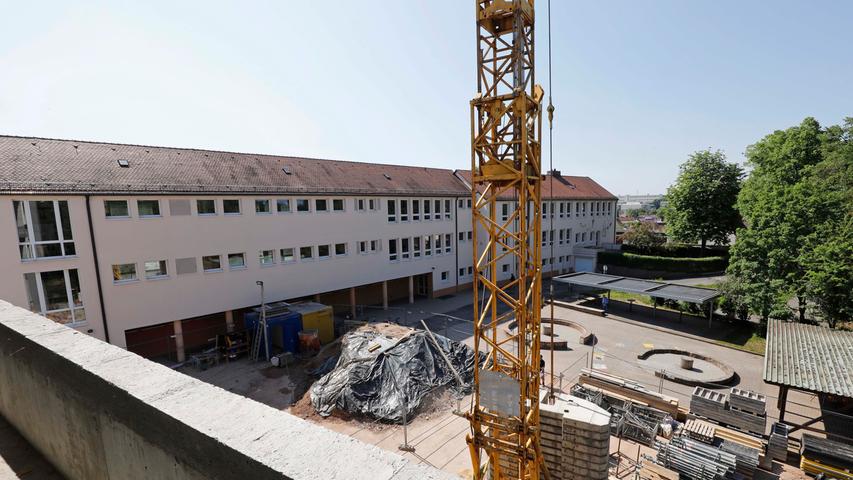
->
(657, 437), (737, 480)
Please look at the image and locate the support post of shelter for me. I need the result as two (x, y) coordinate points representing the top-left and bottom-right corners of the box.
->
(382, 281), (388, 311)
(652, 301), (657, 320)
(349, 287), (357, 319)
(225, 310), (234, 333)
(408, 276), (414, 304)
(778, 385), (788, 423)
(708, 301), (713, 329)
(173, 320), (185, 363)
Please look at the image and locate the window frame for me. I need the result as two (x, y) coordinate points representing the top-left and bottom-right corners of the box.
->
(255, 199), (272, 215)
(317, 244), (331, 259)
(258, 249), (275, 266)
(137, 199), (161, 218)
(202, 255), (223, 273)
(24, 269), (86, 326)
(387, 199), (397, 222)
(315, 198), (329, 213)
(296, 199), (311, 213)
(280, 248), (296, 263)
(112, 263), (138, 283)
(143, 260), (169, 279)
(334, 242), (347, 256)
(299, 245), (314, 261)
(332, 198), (345, 212)
(223, 199), (241, 215)
(388, 238), (398, 262)
(14, 200), (76, 260)
(276, 199), (291, 214)
(104, 200), (130, 218)
(197, 199), (217, 216)
(227, 253), (246, 270)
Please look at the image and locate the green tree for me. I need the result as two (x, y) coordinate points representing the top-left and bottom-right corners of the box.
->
(622, 221), (664, 249)
(729, 117), (852, 325)
(663, 150), (743, 251)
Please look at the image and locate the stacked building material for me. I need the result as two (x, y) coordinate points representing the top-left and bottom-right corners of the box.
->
(571, 383), (669, 446)
(538, 392), (611, 480)
(657, 437), (737, 480)
(766, 423), (788, 462)
(720, 440), (759, 479)
(800, 434), (853, 480)
(578, 369), (680, 417)
(682, 418), (716, 444)
(690, 387), (766, 435)
(639, 461), (680, 480)
(728, 389), (766, 415)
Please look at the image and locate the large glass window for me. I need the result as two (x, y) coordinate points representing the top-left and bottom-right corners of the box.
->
(277, 199), (291, 213)
(335, 243), (347, 256)
(223, 199), (241, 214)
(315, 199), (328, 212)
(280, 248), (295, 263)
(104, 200), (129, 218)
(202, 255), (222, 272)
(228, 253), (246, 269)
(400, 200), (409, 222)
(197, 199), (216, 215)
(137, 200), (161, 217)
(255, 199), (271, 214)
(300, 246), (313, 260)
(423, 199), (431, 220)
(332, 199), (345, 212)
(23, 269), (85, 325)
(259, 250), (275, 266)
(318, 244), (330, 258)
(387, 199), (396, 222)
(444, 199), (451, 219)
(296, 199), (310, 212)
(388, 238), (398, 262)
(14, 200), (75, 260)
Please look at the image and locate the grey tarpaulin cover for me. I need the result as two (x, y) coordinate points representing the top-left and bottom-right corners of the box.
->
(310, 328), (479, 423)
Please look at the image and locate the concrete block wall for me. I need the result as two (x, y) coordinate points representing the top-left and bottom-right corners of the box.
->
(540, 392), (611, 480)
(0, 301), (457, 480)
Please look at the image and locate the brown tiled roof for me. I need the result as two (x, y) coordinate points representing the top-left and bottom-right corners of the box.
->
(0, 136), (470, 196)
(454, 170), (616, 200)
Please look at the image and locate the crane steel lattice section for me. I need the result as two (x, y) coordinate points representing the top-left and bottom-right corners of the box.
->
(466, 1), (545, 479)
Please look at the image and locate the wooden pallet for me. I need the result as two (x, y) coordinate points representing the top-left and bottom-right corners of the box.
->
(682, 418), (716, 444)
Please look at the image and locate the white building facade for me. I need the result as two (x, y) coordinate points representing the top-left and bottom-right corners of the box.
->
(0, 136), (616, 358)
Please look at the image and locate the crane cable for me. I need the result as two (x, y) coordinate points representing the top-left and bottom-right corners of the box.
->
(546, 0), (557, 402)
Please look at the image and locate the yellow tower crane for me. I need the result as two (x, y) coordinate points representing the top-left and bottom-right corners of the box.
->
(465, 1), (548, 479)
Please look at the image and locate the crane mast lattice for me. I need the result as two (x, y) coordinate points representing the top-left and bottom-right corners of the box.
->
(466, 1), (546, 479)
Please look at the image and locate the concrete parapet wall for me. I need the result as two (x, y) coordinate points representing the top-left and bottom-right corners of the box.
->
(0, 301), (456, 480)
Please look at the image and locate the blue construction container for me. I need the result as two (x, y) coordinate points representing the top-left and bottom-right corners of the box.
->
(245, 310), (302, 355)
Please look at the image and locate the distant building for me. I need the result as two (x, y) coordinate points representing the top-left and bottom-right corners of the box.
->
(617, 194), (666, 212)
(0, 136), (617, 359)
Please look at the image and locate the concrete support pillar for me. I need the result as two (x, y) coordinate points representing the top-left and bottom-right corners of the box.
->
(225, 310), (234, 333)
(349, 287), (357, 319)
(173, 320), (185, 363)
(408, 276), (414, 304)
(382, 281), (389, 311)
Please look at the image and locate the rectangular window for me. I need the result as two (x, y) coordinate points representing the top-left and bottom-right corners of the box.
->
(582, 202), (587, 216)
(468, 266), (473, 275)
(112, 263), (137, 282)
(300, 246), (313, 260)
(255, 199), (271, 214)
(357, 199), (365, 211)
(332, 199), (345, 212)
(444, 199), (451, 219)
(441, 271), (448, 281)
(424, 235), (432, 256)
(223, 199), (241, 214)
(23, 269), (85, 325)
(370, 239), (379, 252)
(388, 238), (398, 262)
(228, 253), (246, 269)
(559, 202), (565, 217)
(412, 200), (420, 221)
(358, 241), (368, 254)
(582, 232), (587, 242)
(258, 250), (274, 266)
(104, 200), (129, 218)
(14, 200), (75, 260)
(467, 231), (473, 240)
(137, 200), (160, 217)
(434, 234), (442, 255)
(202, 255), (222, 272)
(413, 237), (421, 258)
(501, 203), (509, 222)
(315, 199), (328, 212)
(318, 244), (330, 259)
(445, 233), (452, 253)
(467, 199), (472, 208)
(542, 202), (548, 217)
(400, 199), (409, 222)
(559, 229), (564, 244)
(280, 248), (295, 263)
(401, 238), (410, 260)
(369, 199), (378, 211)
(144, 260), (168, 279)
(335, 243), (347, 256)
(277, 199), (291, 213)
(387, 199), (396, 222)
(502, 264), (509, 273)
(434, 200), (441, 220)
(296, 199), (310, 212)
(197, 199), (216, 215)
(423, 199), (431, 220)
(459, 232), (465, 241)
(458, 199), (464, 208)
(459, 267), (465, 277)
(567, 202), (572, 216)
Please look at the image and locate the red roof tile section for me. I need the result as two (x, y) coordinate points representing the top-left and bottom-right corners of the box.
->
(0, 136), (469, 196)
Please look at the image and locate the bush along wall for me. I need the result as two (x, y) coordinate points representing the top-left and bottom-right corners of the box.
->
(598, 251), (727, 274)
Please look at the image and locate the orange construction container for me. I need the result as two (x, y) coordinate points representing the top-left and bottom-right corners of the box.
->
(288, 302), (335, 344)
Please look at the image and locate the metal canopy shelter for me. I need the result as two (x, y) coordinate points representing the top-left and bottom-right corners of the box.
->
(552, 272), (721, 326)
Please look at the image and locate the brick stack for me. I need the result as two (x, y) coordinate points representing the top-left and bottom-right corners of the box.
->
(539, 391), (611, 480)
(690, 387), (766, 435)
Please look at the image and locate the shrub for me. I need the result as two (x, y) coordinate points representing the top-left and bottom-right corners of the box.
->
(598, 251), (727, 273)
(622, 243), (729, 258)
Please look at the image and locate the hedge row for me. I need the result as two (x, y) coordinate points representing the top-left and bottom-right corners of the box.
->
(598, 251), (728, 273)
(621, 243), (729, 258)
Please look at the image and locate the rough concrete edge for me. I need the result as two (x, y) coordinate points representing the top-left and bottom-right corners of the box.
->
(0, 301), (460, 480)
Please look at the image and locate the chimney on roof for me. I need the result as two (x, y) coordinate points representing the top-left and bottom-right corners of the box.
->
(548, 169), (561, 177)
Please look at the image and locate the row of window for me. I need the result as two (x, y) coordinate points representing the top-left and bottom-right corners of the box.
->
(387, 234), (453, 262)
(499, 200), (614, 221)
(387, 199), (453, 223)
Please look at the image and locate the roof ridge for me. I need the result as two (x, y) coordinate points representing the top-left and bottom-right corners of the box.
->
(0, 134), (456, 173)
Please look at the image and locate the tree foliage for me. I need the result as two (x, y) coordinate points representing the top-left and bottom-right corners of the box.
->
(621, 221), (664, 249)
(727, 117), (853, 327)
(663, 150), (743, 249)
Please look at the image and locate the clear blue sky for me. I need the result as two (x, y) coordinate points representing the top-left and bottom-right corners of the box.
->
(1, 1), (850, 194)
